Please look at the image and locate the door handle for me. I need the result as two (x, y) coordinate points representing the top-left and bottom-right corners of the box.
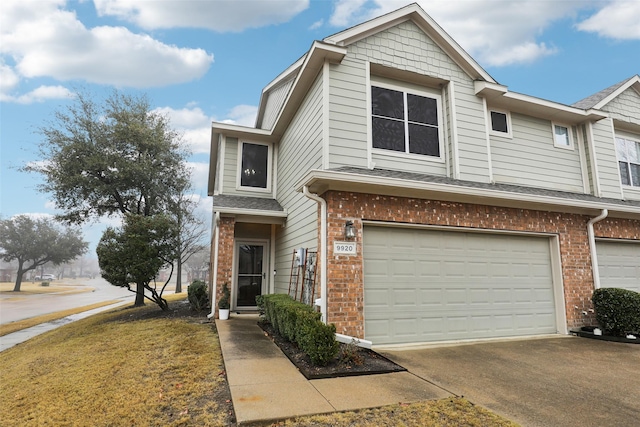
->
(263, 272), (266, 279)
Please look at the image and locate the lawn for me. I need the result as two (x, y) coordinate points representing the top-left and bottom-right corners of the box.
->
(0, 279), (94, 296)
(0, 296), (518, 426)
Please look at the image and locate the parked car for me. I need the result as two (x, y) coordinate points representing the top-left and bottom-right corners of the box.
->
(35, 274), (56, 280)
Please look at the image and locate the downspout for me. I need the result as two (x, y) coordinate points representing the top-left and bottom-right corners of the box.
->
(302, 186), (327, 323)
(587, 209), (608, 290)
(207, 212), (221, 319)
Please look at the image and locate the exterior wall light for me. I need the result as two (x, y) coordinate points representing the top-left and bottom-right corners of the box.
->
(344, 220), (356, 239)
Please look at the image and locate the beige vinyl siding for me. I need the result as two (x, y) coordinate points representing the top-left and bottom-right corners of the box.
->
(455, 82), (490, 182)
(328, 57), (368, 169)
(332, 20), (489, 179)
(592, 118), (624, 199)
(491, 113), (584, 192)
(260, 77), (295, 130)
(274, 72), (324, 294)
(580, 125), (596, 194)
(601, 87), (640, 124)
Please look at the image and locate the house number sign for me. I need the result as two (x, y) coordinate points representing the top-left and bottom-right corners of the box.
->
(334, 241), (356, 255)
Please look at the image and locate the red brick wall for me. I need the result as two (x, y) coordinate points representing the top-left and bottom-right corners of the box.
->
(322, 191), (640, 339)
(213, 216), (235, 317)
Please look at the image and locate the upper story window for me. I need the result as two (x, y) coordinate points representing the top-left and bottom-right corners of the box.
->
(553, 123), (574, 149)
(371, 85), (442, 158)
(238, 141), (271, 191)
(616, 137), (640, 187)
(489, 110), (512, 138)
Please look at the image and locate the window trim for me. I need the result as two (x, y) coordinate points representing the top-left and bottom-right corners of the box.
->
(369, 81), (445, 162)
(236, 140), (273, 193)
(616, 136), (640, 188)
(489, 109), (512, 138)
(552, 122), (575, 150)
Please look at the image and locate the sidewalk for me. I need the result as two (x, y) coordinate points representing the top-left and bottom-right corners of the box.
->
(0, 300), (130, 352)
(216, 314), (451, 425)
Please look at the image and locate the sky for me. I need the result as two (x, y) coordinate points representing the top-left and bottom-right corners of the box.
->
(1, 0), (640, 254)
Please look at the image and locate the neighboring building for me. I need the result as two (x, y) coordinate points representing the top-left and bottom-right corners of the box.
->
(208, 3), (640, 346)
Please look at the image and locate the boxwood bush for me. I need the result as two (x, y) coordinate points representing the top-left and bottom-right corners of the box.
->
(592, 287), (640, 336)
(187, 280), (209, 312)
(260, 294), (339, 366)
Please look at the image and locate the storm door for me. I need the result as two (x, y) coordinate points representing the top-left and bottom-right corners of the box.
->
(234, 241), (267, 309)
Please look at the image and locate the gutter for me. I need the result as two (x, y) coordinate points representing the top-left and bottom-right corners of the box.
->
(587, 209), (608, 290)
(207, 212), (221, 319)
(302, 186), (327, 323)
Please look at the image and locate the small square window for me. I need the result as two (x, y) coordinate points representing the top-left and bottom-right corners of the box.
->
(489, 110), (511, 137)
(553, 123), (574, 149)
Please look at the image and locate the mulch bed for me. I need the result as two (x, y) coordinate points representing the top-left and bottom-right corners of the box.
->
(258, 321), (406, 380)
(571, 327), (639, 344)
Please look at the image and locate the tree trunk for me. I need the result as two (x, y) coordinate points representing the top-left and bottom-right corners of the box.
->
(13, 263), (24, 292)
(135, 282), (145, 306)
(175, 260), (182, 293)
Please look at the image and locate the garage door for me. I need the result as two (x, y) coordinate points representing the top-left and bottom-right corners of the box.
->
(363, 227), (557, 345)
(596, 240), (640, 293)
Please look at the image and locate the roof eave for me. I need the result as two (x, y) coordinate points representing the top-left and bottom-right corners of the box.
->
(296, 169), (640, 219)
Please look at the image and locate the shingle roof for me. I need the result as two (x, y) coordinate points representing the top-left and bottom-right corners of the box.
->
(572, 77), (631, 109)
(330, 166), (640, 209)
(213, 195), (284, 212)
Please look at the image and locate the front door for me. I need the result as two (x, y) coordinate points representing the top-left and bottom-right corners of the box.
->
(234, 242), (267, 309)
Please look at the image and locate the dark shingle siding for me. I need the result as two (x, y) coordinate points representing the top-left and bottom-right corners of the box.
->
(213, 195), (284, 211)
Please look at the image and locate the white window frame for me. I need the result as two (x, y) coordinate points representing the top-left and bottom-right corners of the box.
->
(236, 140), (273, 193)
(489, 109), (512, 138)
(370, 81), (445, 162)
(552, 123), (574, 150)
(616, 136), (640, 188)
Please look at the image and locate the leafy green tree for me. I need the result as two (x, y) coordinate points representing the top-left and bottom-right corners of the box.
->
(96, 214), (178, 310)
(0, 215), (88, 291)
(24, 90), (191, 305)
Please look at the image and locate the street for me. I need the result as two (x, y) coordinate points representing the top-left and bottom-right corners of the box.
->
(0, 277), (133, 324)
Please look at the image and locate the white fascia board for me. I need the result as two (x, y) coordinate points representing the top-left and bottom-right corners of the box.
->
(207, 131), (219, 196)
(295, 169), (640, 217)
(211, 122), (274, 142)
(262, 56), (305, 94)
(216, 207), (288, 218)
(592, 75), (640, 110)
(324, 3), (495, 83)
(477, 85), (609, 124)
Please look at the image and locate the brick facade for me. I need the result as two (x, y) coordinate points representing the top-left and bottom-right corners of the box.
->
(322, 191), (640, 339)
(212, 216), (235, 318)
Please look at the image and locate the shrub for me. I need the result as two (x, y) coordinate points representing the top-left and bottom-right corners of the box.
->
(40, 281), (50, 287)
(218, 283), (230, 310)
(262, 294), (339, 366)
(592, 288), (640, 336)
(187, 280), (209, 312)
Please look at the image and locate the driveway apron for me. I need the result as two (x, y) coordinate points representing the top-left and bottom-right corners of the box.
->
(381, 336), (640, 427)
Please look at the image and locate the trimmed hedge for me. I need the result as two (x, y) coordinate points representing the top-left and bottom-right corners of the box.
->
(187, 280), (209, 312)
(592, 287), (640, 336)
(259, 294), (339, 366)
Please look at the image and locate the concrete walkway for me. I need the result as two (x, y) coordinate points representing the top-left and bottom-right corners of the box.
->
(216, 314), (451, 425)
(0, 300), (130, 352)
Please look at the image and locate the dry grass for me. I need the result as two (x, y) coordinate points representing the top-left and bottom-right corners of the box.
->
(0, 297), (232, 427)
(270, 398), (519, 426)
(0, 300), (121, 336)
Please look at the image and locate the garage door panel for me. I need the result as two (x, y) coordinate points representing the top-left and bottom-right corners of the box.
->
(364, 227), (557, 344)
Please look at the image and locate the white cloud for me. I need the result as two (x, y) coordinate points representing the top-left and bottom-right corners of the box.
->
(5, 85), (75, 104)
(327, 0), (594, 66)
(154, 106), (212, 154)
(0, 0), (213, 101)
(220, 104), (258, 127)
(94, 0), (310, 32)
(576, 1), (640, 40)
(187, 162), (211, 194)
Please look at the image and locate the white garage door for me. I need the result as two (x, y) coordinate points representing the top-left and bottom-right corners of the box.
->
(596, 240), (640, 293)
(363, 227), (558, 345)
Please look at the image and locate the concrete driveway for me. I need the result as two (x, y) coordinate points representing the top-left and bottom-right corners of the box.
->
(381, 336), (640, 427)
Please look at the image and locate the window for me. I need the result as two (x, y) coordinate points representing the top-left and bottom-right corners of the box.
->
(371, 85), (441, 157)
(553, 123), (574, 149)
(239, 142), (270, 190)
(616, 137), (640, 187)
(489, 110), (512, 137)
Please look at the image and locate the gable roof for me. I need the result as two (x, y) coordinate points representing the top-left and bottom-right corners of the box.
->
(323, 2), (496, 83)
(572, 75), (640, 110)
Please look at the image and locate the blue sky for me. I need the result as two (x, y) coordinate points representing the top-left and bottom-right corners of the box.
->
(1, 0), (640, 252)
